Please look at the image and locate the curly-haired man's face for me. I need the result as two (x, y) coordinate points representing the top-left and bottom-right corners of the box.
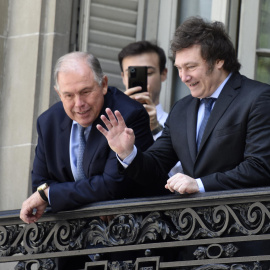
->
(174, 44), (228, 99)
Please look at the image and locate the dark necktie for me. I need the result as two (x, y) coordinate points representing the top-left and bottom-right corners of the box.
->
(77, 125), (87, 181)
(197, 98), (216, 152)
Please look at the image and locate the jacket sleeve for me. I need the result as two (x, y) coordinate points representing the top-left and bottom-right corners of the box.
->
(33, 106), (155, 213)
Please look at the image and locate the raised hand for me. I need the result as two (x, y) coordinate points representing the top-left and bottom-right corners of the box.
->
(125, 86), (160, 132)
(136, 95), (159, 131)
(96, 108), (135, 160)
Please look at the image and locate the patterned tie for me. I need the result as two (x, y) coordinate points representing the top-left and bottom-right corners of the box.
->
(197, 98), (216, 152)
(77, 124), (87, 181)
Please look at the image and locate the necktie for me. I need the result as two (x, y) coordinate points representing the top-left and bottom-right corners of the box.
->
(77, 124), (87, 181)
(197, 98), (216, 152)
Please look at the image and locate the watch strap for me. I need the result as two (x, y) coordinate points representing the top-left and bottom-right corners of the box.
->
(37, 184), (48, 202)
(152, 124), (163, 135)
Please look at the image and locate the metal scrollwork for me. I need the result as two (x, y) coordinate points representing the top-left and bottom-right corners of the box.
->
(165, 202), (270, 241)
(192, 262), (262, 270)
(165, 205), (230, 240)
(194, 243), (238, 260)
(15, 258), (55, 270)
(1, 200), (270, 265)
(108, 260), (134, 270)
(0, 225), (25, 256)
(53, 220), (74, 251)
(228, 202), (268, 235)
(23, 222), (55, 254)
(81, 212), (170, 247)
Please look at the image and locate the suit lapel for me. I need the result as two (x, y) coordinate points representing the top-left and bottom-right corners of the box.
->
(197, 75), (241, 155)
(60, 114), (74, 179)
(83, 107), (107, 176)
(187, 98), (200, 162)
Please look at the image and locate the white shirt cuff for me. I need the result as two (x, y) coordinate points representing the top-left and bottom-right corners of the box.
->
(117, 146), (137, 168)
(47, 187), (51, 205)
(196, 178), (205, 193)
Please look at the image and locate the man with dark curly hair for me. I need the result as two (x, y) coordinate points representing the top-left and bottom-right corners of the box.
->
(97, 16), (270, 194)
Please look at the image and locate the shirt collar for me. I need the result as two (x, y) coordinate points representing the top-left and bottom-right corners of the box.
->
(72, 121), (92, 140)
(209, 72), (232, 99)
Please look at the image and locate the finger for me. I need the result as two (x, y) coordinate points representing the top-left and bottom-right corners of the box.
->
(143, 104), (155, 111)
(165, 182), (175, 193)
(100, 114), (113, 130)
(125, 86), (143, 96)
(114, 110), (126, 127)
(173, 182), (182, 193)
(178, 184), (187, 194)
(105, 108), (119, 127)
(167, 176), (175, 185)
(35, 209), (45, 220)
(96, 123), (108, 137)
(135, 94), (151, 102)
(20, 212), (35, 224)
(167, 186), (175, 193)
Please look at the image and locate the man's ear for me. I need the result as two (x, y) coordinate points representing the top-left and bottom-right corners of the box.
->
(121, 71), (125, 84)
(216, 59), (225, 69)
(102, 76), (108, 95)
(161, 68), (168, 82)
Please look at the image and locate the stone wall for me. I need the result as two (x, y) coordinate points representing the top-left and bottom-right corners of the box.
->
(0, 0), (73, 211)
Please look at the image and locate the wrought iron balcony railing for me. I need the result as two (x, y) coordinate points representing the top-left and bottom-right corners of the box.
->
(1, 187), (270, 269)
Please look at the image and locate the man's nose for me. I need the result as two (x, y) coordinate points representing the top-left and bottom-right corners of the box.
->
(75, 95), (84, 106)
(180, 70), (191, 83)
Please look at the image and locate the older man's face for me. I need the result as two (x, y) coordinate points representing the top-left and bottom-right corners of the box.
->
(56, 61), (107, 127)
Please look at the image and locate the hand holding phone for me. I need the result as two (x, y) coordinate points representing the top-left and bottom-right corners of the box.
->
(128, 66), (147, 93)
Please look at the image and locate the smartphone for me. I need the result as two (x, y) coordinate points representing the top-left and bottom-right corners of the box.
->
(128, 66), (148, 93)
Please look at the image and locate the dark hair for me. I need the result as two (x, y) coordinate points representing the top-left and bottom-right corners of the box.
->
(54, 52), (104, 91)
(171, 16), (241, 73)
(118, 41), (166, 73)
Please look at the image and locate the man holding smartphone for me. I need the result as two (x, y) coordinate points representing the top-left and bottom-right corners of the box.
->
(118, 41), (168, 140)
(118, 41), (182, 175)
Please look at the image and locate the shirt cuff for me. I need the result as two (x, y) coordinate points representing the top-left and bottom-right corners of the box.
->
(117, 146), (137, 168)
(47, 187), (51, 205)
(153, 130), (163, 141)
(196, 178), (205, 193)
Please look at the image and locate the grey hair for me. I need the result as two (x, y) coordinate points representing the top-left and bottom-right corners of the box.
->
(54, 52), (104, 91)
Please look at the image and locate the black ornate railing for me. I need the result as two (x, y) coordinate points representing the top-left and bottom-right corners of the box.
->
(1, 187), (270, 269)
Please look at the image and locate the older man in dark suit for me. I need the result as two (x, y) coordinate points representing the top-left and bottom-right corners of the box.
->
(20, 52), (168, 224)
(97, 17), (270, 194)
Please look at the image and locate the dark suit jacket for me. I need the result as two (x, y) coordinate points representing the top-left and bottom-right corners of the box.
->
(32, 87), (169, 212)
(125, 72), (270, 191)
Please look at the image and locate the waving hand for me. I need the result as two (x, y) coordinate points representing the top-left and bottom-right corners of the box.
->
(97, 108), (135, 160)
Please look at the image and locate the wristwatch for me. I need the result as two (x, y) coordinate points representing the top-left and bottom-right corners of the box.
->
(37, 183), (49, 202)
(152, 123), (163, 136)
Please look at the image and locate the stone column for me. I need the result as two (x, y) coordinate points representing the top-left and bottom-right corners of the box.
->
(0, 0), (73, 211)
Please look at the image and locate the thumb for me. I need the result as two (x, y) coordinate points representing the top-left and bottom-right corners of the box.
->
(125, 127), (134, 136)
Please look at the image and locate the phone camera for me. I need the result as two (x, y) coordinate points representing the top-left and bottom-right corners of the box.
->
(130, 68), (136, 74)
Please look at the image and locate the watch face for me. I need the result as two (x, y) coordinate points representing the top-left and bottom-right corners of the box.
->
(38, 183), (48, 190)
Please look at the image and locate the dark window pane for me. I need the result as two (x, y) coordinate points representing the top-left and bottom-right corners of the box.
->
(258, 0), (270, 48)
(256, 56), (270, 84)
